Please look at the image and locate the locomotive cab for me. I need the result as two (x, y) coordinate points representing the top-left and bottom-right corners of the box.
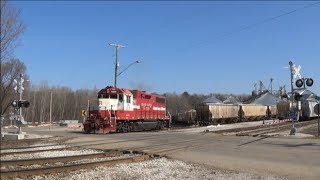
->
(97, 88), (133, 117)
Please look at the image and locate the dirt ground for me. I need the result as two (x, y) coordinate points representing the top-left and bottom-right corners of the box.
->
(299, 123), (320, 137)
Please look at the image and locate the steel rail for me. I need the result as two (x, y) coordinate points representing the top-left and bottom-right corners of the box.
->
(0, 151), (126, 166)
(236, 120), (318, 137)
(1, 146), (75, 156)
(0, 154), (153, 180)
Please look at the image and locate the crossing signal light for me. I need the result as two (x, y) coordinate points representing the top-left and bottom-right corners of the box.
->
(12, 100), (18, 108)
(12, 100), (30, 108)
(306, 78), (313, 87)
(295, 79), (303, 88)
(295, 78), (314, 88)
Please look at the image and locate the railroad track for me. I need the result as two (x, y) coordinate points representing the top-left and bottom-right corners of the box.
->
(230, 120), (318, 137)
(0, 143), (61, 150)
(0, 152), (153, 180)
(0, 145), (76, 156)
(0, 133), (219, 179)
(1, 150), (127, 166)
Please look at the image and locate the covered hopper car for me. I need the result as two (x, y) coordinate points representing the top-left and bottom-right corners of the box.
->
(83, 86), (171, 133)
(195, 104), (277, 126)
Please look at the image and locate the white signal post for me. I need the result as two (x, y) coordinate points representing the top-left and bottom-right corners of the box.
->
(14, 74), (26, 134)
(289, 61), (297, 135)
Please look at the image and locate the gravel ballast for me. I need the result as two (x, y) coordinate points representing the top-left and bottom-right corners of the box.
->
(30, 157), (288, 180)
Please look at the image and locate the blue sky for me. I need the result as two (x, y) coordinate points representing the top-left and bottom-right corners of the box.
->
(10, 1), (320, 95)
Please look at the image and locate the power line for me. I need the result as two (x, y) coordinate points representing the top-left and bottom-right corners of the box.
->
(193, 1), (320, 48)
(157, 2), (320, 59)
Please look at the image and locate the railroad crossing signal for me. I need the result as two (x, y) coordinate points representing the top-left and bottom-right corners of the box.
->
(12, 100), (30, 108)
(81, 110), (87, 117)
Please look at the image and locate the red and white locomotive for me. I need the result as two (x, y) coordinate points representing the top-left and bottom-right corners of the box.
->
(83, 86), (171, 133)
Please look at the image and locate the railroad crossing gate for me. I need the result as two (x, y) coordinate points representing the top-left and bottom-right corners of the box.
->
(81, 110), (87, 117)
(314, 104), (320, 115)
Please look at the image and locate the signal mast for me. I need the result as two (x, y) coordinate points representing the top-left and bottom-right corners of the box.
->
(12, 74), (30, 134)
(288, 61), (314, 135)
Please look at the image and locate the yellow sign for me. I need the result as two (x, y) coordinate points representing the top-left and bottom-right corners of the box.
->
(81, 110), (87, 117)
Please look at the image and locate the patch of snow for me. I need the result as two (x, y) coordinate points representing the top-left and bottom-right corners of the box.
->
(24, 133), (53, 139)
(0, 145), (68, 154)
(171, 120), (279, 133)
(1, 149), (104, 161)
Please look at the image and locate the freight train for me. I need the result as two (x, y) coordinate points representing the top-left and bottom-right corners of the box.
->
(182, 91), (319, 126)
(195, 104), (278, 126)
(83, 86), (171, 134)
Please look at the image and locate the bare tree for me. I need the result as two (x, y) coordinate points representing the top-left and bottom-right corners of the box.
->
(0, 0), (25, 62)
(1, 0), (25, 119)
(0, 59), (27, 116)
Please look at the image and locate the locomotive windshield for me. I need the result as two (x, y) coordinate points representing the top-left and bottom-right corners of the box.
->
(98, 90), (124, 101)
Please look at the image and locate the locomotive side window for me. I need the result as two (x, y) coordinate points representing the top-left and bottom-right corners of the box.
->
(126, 95), (131, 103)
(132, 90), (137, 98)
(156, 97), (165, 104)
(110, 94), (117, 99)
(119, 94), (123, 102)
(98, 90), (107, 98)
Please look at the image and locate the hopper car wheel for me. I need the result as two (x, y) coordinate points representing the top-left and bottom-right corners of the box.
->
(233, 118), (238, 123)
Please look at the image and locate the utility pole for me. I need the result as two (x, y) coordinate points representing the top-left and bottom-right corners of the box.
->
(109, 43), (125, 88)
(49, 91), (52, 131)
(270, 78), (273, 93)
(0, 57), (2, 125)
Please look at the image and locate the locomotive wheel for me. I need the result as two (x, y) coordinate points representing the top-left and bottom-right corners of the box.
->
(93, 123), (99, 134)
(122, 122), (130, 133)
(157, 121), (164, 130)
(233, 118), (238, 123)
(84, 127), (91, 134)
(160, 121), (165, 129)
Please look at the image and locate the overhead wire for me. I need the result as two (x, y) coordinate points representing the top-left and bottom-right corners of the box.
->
(192, 1), (320, 48)
(157, 2), (320, 59)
